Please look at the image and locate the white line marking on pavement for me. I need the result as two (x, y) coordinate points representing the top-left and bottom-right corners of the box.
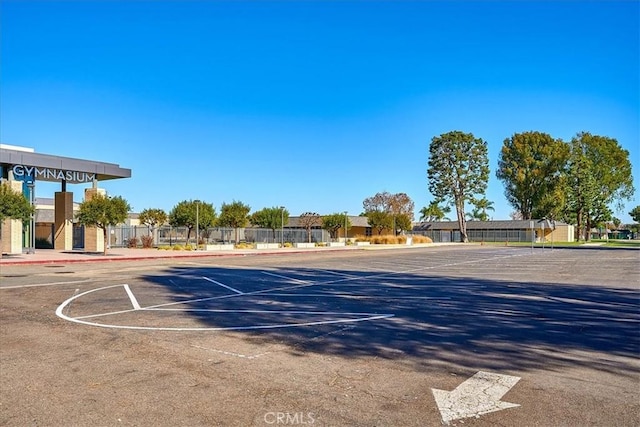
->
(191, 344), (270, 359)
(432, 371), (521, 425)
(54, 252), (525, 332)
(255, 293), (451, 301)
(314, 269), (359, 278)
(123, 284), (141, 310)
(0, 279), (92, 290)
(150, 308), (390, 316)
(56, 284), (124, 318)
(262, 271), (311, 283)
(135, 253), (525, 311)
(55, 284), (394, 331)
(202, 276), (244, 294)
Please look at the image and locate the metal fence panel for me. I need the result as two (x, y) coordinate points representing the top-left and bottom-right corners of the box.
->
(414, 227), (534, 243)
(105, 226), (330, 247)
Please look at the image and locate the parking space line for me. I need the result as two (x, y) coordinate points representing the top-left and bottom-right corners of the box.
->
(202, 276), (244, 294)
(315, 269), (360, 278)
(261, 271), (312, 283)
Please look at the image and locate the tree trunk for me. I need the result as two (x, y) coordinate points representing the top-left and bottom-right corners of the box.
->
(455, 198), (468, 243)
(575, 207), (583, 241)
(102, 227), (108, 256)
(584, 216), (592, 242)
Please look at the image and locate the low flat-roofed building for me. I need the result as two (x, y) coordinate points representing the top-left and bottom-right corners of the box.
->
(413, 219), (575, 243)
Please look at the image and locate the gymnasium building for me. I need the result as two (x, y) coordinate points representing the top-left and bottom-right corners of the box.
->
(0, 144), (131, 255)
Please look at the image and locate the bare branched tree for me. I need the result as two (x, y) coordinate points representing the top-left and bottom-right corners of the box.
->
(299, 212), (321, 243)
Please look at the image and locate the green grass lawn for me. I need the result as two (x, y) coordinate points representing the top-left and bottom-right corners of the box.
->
(592, 239), (640, 248)
(479, 239), (639, 248)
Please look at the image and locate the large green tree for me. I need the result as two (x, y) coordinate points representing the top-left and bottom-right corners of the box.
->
(388, 193), (414, 235)
(76, 194), (131, 255)
(363, 191), (414, 236)
(363, 192), (392, 235)
(322, 212), (351, 240)
(628, 206), (640, 236)
(139, 208), (167, 230)
(365, 210), (392, 235)
(471, 197), (495, 221)
(168, 200), (216, 244)
(419, 200), (451, 222)
(0, 183), (33, 224)
(138, 208), (167, 245)
(565, 132), (635, 241)
(218, 200), (251, 243)
(250, 207), (289, 243)
(427, 130), (489, 242)
(0, 183), (34, 254)
(420, 200), (451, 222)
(496, 131), (569, 220)
(466, 208), (485, 221)
(394, 213), (413, 234)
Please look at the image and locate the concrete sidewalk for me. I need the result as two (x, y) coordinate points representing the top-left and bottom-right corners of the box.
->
(0, 245), (366, 265)
(0, 243), (453, 266)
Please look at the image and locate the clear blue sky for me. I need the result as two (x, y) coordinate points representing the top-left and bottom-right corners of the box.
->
(2, 1), (638, 223)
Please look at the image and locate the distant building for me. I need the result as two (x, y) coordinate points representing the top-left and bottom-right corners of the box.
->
(287, 216), (575, 243)
(287, 215), (372, 240)
(413, 220), (575, 243)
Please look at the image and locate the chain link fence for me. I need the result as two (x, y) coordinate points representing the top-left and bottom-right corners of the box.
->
(105, 225), (330, 248)
(414, 228), (535, 243)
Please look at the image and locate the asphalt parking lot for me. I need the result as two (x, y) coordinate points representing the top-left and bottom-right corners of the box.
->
(1, 245), (638, 426)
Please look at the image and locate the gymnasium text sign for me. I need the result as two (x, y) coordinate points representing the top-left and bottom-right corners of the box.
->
(12, 165), (96, 184)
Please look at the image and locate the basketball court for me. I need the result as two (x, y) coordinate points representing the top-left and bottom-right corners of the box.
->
(1, 245), (638, 426)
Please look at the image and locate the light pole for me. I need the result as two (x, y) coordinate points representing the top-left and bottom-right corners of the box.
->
(280, 206), (285, 247)
(530, 220), (534, 252)
(26, 180), (35, 254)
(540, 217), (548, 250)
(343, 211), (348, 243)
(195, 200), (200, 250)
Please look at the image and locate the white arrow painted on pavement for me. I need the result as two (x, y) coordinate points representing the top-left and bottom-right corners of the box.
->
(432, 371), (521, 425)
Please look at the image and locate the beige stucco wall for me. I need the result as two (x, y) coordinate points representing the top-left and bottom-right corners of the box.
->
(1, 217), (23, 255)
(542, 224), (575, 243)
(83, 187), (106, 252)
(1, 180), (25, 255)
(54, 191), (74, 250)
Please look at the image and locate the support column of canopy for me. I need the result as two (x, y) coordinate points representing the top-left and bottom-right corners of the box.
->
(54, 191), (74, 250)
(83, 183), (106, 252)
(1, 177), (24, 255)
